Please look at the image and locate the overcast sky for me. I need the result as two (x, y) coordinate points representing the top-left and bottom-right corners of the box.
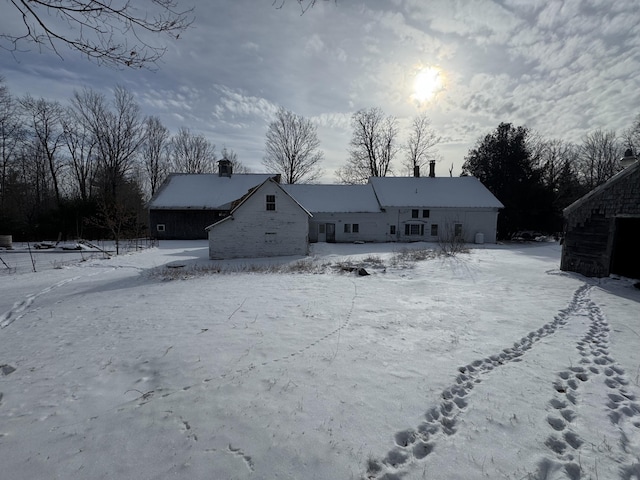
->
(1, 0), (639, 182)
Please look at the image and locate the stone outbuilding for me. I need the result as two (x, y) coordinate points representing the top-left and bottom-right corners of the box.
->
(560, 154), (640, 278)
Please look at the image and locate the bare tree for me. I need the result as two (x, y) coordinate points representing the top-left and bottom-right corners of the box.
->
(220, 146), (250, 174)
(536, 139), (578, 191)
(141, 116), (170, 196)
(2, 0), (193, 69)
(0, 78), (24, 213)
(170, 127), (216, 173)
(622, 113), (640, 155)
(336, 107), (398, 184)
(61, 107), (97, 202)
(20, 95), (65, 207)
(577, 129), (622, 189)
(71, 86), (145, 200)
(262, 107), (323, 184)
(404, 113), (440, 176)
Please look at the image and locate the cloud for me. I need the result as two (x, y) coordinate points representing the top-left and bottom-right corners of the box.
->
(212, 85), (278, 123)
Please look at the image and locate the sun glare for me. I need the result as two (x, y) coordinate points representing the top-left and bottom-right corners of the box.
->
(412, 66), (445, 103)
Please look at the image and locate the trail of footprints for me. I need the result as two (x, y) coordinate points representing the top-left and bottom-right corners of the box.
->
(365, 284), (640, 480)
(540, 287), (640, 479)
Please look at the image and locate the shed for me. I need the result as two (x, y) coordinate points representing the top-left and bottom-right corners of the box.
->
(560, 157), (640, 278)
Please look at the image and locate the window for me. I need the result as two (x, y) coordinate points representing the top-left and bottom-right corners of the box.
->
(266, 195), (276, 211)
(405, 224), (423, 236)
(412, 209), (419, 218)
(344, 224), (351, 233)
(454, 223), (463, 237)
(352, 224), (359, 233)
(156, 224), (165, 232)
(390, 225), (396, 235)
(422, 209), (430, 218)
(431, 224), (438, 236)
(343, 223), (359, 233)
(318, 224), (326, 234)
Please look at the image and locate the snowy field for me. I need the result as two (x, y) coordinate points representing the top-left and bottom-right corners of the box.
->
(1, 240), (639, 480)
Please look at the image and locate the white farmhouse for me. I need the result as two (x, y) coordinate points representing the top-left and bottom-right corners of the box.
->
(368, 175), (504, 244)
(149, 160), (504, 259)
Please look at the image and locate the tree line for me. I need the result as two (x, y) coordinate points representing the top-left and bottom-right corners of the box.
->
(0, 78), (245, 242)
(461, 121), (640, 238)
(2, 75), (639, 242)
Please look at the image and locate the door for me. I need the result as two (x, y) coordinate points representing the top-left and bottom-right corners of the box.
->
(326, 223), (336, 243)
(610, 217), (640, 278)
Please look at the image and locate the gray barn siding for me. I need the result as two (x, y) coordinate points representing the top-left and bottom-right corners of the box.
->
(561, 164), (640, 277)
(208, 183), (309, 259)
(150, 210), (227, 240)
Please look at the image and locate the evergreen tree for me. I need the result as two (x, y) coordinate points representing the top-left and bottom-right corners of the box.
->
(462, 123), (553, 239)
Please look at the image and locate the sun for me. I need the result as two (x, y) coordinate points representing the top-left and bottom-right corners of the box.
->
(412, 66), (445, 103)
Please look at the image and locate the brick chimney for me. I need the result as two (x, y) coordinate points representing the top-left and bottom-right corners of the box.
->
(218, 159), (233, 177)
(429, 160), (436, 178)
(413, 165), (420, 177)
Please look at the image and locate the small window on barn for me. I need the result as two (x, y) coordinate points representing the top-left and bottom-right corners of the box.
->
(352, 224), (359, 233)
(318, 224), (326, 234)
(454, 223), (463, 237)
(157, 224), (165, 232)
(390, 225), (396, 235)
(431, 224), (438, 236)
(344, 224), (351, 233)
(412, 209), (419, 218)
(266, 195), (276, 211)
(422, 209), (430, 218)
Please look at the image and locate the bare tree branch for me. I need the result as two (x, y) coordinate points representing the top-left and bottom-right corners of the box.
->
(2, 0), (194, 69)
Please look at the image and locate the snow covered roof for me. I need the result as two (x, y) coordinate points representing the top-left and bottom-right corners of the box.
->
(563, 159), (640, 216)
(148, 173), (275, 210)
(282, 184), (381, 213)
(207, 178), (312, 230)
(368, 176), (504, 209)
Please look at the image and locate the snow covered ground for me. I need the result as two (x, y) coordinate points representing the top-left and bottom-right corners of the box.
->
(1, 240), (639, 480)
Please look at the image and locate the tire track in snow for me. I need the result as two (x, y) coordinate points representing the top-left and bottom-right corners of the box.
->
(537, 286), (640, 480)
(364, 284), (590, 480)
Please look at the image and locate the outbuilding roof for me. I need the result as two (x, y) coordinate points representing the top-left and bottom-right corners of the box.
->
(563, 160), (640, 216)
(206, 177), (312, 231)
(148, 173), (275, 210)
(368, 176), (504, 209)
(282, 184), (381, 213)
